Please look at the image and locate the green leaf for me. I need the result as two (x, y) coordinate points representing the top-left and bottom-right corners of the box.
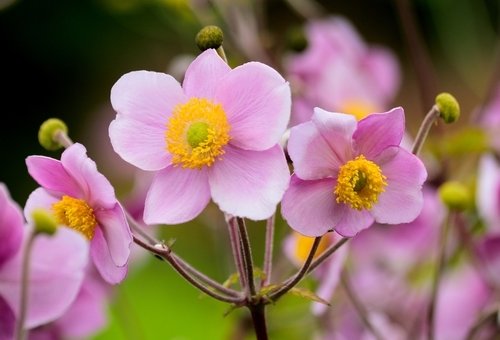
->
(288, 287), (330, 306)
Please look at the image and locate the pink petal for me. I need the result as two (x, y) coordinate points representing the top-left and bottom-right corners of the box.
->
(281, 175), (343, 237)
(182, 49), (231, 99)
(312, 242), (349, 315)
(25, 156), (81, 198)
(215, 62), (291, 150)
(23, 188), (58, 225)
(90, 228), (128, 284)
(209, 145), (290, 220)
(334, 205), (375, 237)
(109, 115), (172, 171)
(476, 154), (500, 230)
(0, 296), (15, 339)
(0, 184), (23, 267)
(363, 48), (401, 103)
(94, 204), (131, 267)
(110, 70), (186, 121)
(60, 143), (117, 209)
(144, 166), (210, 225)
(0, 227), (89, 329)
(287, 110), (354, 180)
(353, 107), (404, 159)
(371, 147), (427, 224)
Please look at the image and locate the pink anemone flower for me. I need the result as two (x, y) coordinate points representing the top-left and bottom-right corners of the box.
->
(281, 107), (427, 237)
(0, 183), (88, 338)
(109, 48), (291, 224)
(25, 143), (132, 284)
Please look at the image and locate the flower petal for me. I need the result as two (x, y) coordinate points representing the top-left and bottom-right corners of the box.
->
(25, 156), (81, 198)
(334, 205), (375, 237)
(91, 228), (128, 284)
(60, 143), (117, 209)
(353, 107), (404, 159)
(23, 188), (58, 226)
(110, 70), (185, 121)
(143, 166), (210, 225)
(0, 184), (23, 267)
(95, 204), (131, 267)
(109, 115), (172, 171)
(209, 145), (290, 220)
(0, 227), (89, 329)
(281, 175), (342, 236)
(287, 117), (346, 180)
(371, 147), (427, 224)
(182, 49), (231, 99)
(476, 153), (500, 231)
(215, 62), (291, 150)
(0, 296), (15, 340)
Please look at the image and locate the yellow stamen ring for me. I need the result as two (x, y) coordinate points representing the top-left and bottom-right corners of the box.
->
(166, 98), (231, 169)
(335, 155), (387, 210)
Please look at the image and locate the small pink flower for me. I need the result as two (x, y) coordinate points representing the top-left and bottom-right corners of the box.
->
(109, 49), (291, 224)
(476, 153), (500, 234)
(281, 107), (427, 237)
(284, 16), (400, 126)
(25, 143), (132, 284)
(0, 183), (89, 337)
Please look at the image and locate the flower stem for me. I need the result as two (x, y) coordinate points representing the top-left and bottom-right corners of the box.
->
(248, 304), (268, 340)
(411, 105), (440, 156)
(269, 236), (322, 302)
(427, 212), (453, 340)
(261, 215), (275, 287)
(216, 46), (228, 64)
(126, 212), (240, 297)
(307, 237), (349, 274)
(132, 235), (244, 304)
(340, 270), (384, 340)
(53, 129), (74, 148)
(465, 306), (499, 340)
(16, 231), (36, 340)
(236, 217), (257, 297)
(226, 215), (248, 292)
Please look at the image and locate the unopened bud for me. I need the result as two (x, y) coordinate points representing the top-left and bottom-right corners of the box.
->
(38, 118), (68, 151)
(195, 25), (224, 51)
(32, 209), (58, 235)
(438, 181), (470, 211)
(436, 92), (460, 124)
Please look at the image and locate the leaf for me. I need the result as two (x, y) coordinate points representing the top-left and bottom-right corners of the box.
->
(289, 287), (330, 306)
(222, 272), (240, 288)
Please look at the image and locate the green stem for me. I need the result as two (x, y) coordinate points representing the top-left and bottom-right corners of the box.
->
(236, 217), (257, 297)
(249, 304), (268, 340)
(411, 105), (440, 156)
(15, 232), (36, 340)
(261, 215), (275, 287)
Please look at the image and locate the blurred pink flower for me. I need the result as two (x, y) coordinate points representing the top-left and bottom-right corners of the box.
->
(478, 84), (500, 151)
(109, 48), (291, 224)
(281, 107), (427, 237)
(28, 264), (112, 340)
(0, 183), (88, 338)
(284, 16), (400, 126)
(24, 143), (132, 284)
(283, 231), (349, 315)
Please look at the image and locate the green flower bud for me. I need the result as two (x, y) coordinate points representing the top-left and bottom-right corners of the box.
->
(436, 92), (460, 124)
(286, 26), (308, 52)
(195, 25), (224, 51)
(438, 181), (470, 211)
(32, 209), (58, 235)
(38, 118), (68, 151)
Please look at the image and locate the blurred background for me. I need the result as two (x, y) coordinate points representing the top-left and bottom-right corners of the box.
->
(0, 0), (499, 339)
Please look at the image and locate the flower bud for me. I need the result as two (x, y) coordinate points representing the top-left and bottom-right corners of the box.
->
(38, 118), (68, 151)
(436, 92), (460, 124)
(32, 208), (58, 235)
(195, 25), (224, 51)
(438, 181), (470, 211)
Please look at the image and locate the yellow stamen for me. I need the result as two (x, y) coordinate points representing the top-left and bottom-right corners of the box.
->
(52, 195), (97, 239)
(335, 155), (387, 210)
(166, 98), (231, 169)
(340, 101), (378, 121)
(293, 232), (331, 264)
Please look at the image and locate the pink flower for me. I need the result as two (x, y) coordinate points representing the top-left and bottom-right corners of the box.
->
(28, 264), (111, 340)
(476, 153), (500, 234)
(109, 49), (291, 224)
(281, 107), (427, 237)
(478, 84), (500, 151)
(283, 231), (348, 315)
(24, 143), (132, 284)
(284, 16), (400, 126)
(0, 183), (89, 338)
